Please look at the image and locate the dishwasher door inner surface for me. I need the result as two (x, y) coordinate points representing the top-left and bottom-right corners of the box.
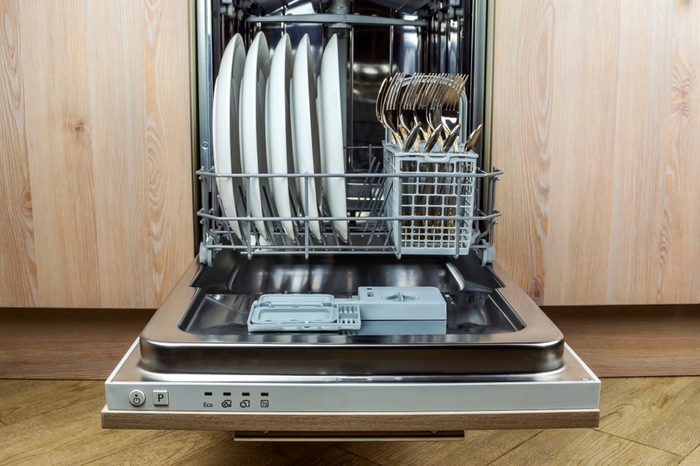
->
(138, 251), (565, 377)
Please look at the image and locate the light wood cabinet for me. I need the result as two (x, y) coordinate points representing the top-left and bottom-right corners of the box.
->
(0, 0), (194, 308)
(491, 0), (700, 305)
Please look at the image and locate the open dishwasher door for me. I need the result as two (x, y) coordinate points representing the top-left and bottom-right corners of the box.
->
(103, 0), (599, 436)
(103, 252), (599, 434)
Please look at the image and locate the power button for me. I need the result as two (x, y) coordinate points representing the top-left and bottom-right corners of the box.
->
(129, 389), (146, 407)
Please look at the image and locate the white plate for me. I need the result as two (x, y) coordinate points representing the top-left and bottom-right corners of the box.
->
(239, 32), (271, 240)
(265, 34), (295, 240)
(212, 34), (245, 241)
(317, 34), (348, 241)
(290, 34), (322, 241)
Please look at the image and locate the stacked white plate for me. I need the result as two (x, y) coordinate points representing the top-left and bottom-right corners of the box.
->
(212, 32), (348, 244)
(212, 34), (245, 241)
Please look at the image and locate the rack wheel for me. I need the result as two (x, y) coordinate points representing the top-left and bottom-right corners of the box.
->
(198, 243), (213, 267)
(481, 244), (496, 266)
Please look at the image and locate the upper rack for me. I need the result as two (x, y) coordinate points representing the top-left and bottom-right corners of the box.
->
(195, 1), (499, 265)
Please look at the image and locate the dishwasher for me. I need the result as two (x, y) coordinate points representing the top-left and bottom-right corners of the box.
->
(103, 0), (600, 440)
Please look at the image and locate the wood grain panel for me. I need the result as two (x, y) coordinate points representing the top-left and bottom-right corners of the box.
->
(0, 384), (166, 465)
(0, 0), (37, 306)
(85, 0), (151, 307)
(606, 1), (674, 304)
(598, 377), (700, 456)
(0, 379), (102, 425)
(491, 429), (682, 466)
(101, 409), (600, 431)
(545, 305), (700, 377)
(490, 0), (555, 303)
(19, 0), (102, 307)
(141, 0), (195, 306)
(0, 0), (193, 308)
(658, 0), (700, 304)
(681, 445), (700, 466)
(0, 308), (152, 379)
(492, 0), (700, 305)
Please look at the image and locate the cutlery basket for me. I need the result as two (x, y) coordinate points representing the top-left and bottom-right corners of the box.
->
(383, 144), (478, 256)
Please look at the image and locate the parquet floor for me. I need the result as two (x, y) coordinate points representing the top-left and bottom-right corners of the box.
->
(0, 377), (698, 465)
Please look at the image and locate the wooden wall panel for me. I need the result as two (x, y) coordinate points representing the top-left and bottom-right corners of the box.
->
(19, 0), (103, 307)
(85, 0), (150, 307)
(0, 0), (38, 306)
(141, 0), (196, 306)
(492, 0), (700, 305)
(0, 0), (193, 308)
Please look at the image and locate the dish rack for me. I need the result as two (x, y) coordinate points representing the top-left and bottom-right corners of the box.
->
(197, 143), (501, 264)
(196, 11), (501, 265)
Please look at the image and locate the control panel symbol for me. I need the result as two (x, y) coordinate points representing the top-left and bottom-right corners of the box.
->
(153, 390), (169, 406)
(221, 399), (232, 408)
(260, 399), (269, 408)
(128, 389), (146, 407)
(239, 399), (250, 408)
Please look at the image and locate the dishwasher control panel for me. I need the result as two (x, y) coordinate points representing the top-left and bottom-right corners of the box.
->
(105, 375), (599, 413)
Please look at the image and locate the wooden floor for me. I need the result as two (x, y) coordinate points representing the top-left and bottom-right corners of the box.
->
(0, 378), (698, 465)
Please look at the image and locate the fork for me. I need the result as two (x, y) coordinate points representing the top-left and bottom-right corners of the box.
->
(426, 74), (454, 149)
(398, 74), (420, 140)
(412, 74), (442, 145)
(440, 74), (468, 150)
(401, 75), (434, 151)
(383, 73), (406, 145)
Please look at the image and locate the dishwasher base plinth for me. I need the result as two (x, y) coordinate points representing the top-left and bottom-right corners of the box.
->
(102, 406), (600, 433)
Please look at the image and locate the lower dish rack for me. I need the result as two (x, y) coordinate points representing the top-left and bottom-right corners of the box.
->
(196, 145), (501, 264)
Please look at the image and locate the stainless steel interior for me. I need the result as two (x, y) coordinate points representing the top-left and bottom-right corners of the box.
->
(138, 252), (565, 376)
